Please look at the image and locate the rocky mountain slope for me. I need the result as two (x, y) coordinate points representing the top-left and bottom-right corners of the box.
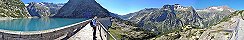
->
(153, 10), (240, 40)
(196, 6), (235, 27)
(122, 4), (200, 34)
(53, 0), (110, 18)
(121, 4), (235, 37)
(0, 0), (31, 18)
(26, 2), (64, 18)
(109, 13), (124, 19)
(120, 13), (136, 20)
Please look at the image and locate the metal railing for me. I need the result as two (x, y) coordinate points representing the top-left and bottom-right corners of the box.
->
(97, 21), (117, 40)
(240, 11), (244, 20)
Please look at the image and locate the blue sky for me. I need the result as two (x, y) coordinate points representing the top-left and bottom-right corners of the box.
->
(21, 0), (244, 15)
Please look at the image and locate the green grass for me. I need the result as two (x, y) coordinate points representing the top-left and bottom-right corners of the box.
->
(109, 22), (123, 40)
(154, 26), (182, 38)
(109, 28), (123, 40)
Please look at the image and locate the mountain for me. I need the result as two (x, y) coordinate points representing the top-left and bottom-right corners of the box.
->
(122, 4), (235, 34)
(126, 8), (161, 22)
(176, 6), (203, 28)
(109, 13), (124, 19)
(120, 13), (137, 20)
(53, 0), (110, 18)
(153, 7), (239, 40)
(0, 0), (31, 18)
(196, 6), (235, 27)
(26, 2), (64, 18)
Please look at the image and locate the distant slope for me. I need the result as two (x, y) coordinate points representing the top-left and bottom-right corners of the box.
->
(53, 0), (110, 18)
(120, 13), (137, 20)
(122, 4), (235, 34)
(26, 2), (64, 18)
(196, 6), (235, 27)
(0, 0), (31, 18)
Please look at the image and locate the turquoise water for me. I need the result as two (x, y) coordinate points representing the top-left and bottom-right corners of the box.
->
(0, 18), (88, 31)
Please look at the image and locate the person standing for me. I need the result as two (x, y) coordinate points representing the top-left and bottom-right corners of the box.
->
(90, 16), (97, 40)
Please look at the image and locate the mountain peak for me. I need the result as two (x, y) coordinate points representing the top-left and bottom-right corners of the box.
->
(205, 6), (236, 12)
(26, 2), (64, 18)
(53, 0), (110, 18)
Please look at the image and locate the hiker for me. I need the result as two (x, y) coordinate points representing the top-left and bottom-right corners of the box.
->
(90, 16), (97, 40)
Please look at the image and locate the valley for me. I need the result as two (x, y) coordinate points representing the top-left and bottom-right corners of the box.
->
(108, 4), (244, 40)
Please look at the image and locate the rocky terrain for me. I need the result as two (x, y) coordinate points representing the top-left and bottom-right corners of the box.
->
(0, 0), (31, 18)
(196, 6), (235, 28)
(151, 10), (241, 40)
(111, 4), (236, 39)
(120, 4), (201, 36)
(26, 2), (64, 18)
(53, 0), (110, 18)
(233, 10), (244, 40)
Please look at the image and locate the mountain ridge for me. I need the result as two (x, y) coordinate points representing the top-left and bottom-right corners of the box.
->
(53, 0), (110, 18)
(26, 2), (64, 18)
(119, 4), (236, 34)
